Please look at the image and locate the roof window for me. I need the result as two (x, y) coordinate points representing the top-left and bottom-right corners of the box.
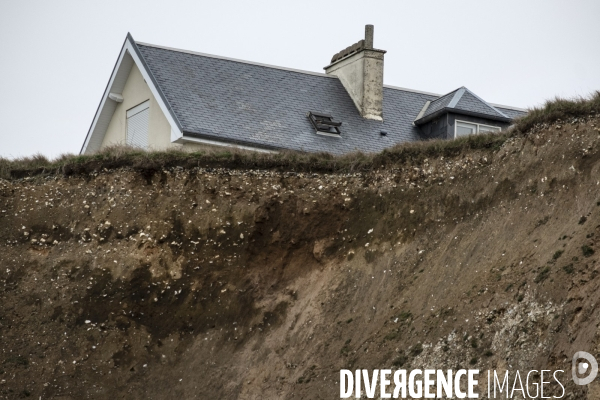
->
(308, 112), (342, 137)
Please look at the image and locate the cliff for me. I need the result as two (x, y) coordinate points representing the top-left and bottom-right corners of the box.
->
(1, 111), (600, 398)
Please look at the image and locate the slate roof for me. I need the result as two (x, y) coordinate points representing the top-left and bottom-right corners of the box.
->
(455, 89), (510, 120)
(417, 88), (459, 119)
(134, 42), (526, 155)
(414, 87), (514, 125)
(493, 106), (525, 120)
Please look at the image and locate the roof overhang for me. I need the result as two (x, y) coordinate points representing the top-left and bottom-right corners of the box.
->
(414, 107), (512, 126)
(79, 33), (184, 155)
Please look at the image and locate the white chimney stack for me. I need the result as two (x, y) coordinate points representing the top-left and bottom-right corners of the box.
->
(324, 25), (386, 121)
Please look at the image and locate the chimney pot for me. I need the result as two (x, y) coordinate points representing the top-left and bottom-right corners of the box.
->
(365, 25), (374, 49)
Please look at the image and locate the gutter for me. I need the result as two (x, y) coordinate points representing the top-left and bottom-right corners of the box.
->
(181, 131), (279, 154)
(414, 107), (512, 126)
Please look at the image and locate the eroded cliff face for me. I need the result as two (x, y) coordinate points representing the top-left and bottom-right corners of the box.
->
(1, 118), (599, 399)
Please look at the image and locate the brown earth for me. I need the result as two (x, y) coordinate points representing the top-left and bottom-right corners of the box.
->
(1, 117), (600, 399)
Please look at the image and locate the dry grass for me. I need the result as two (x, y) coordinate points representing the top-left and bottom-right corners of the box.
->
(0, 132), (508, 180)
(2, 91), (598, 180)
(513, 90), (600, 133)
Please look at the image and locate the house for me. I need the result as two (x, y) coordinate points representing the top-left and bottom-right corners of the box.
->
(80, 26), (526, 156)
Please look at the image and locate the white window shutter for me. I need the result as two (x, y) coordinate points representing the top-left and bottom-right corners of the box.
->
(126, 101), (150, 148)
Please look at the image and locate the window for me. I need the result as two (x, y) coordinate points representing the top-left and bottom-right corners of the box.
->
(126, 100), (150, 148)
(478, 125), (501, 134)
(455, 120), (500, 138)
(456, 121), (477, 137)
(307, 111), (342, 137)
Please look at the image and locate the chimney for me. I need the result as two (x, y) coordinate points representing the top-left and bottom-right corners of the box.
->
(324, 25), (386, 121)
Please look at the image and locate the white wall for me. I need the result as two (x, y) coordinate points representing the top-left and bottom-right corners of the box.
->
(101, 63), (172, 151)
(99, 61), (269, 154)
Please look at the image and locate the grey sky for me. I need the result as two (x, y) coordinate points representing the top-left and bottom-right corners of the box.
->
(1, 0), (599, 158)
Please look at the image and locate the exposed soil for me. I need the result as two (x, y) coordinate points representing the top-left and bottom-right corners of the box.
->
(1, 117), (600, 399)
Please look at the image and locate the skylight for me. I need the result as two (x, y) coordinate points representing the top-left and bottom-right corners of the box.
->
(307, 112), (342, 136)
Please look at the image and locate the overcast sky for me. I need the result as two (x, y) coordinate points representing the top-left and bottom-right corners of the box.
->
(1, 0), (599, 159)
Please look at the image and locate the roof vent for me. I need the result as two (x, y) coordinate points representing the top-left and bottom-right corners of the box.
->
(109, 93), (124, 103)
(308, 112), (342, 136)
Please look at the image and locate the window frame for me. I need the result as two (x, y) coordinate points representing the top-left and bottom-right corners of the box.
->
(126, 100), (150, 148)
(307, 111), (342, 138)
(126, 100), (150, 119)
(454, 119), (501, 138)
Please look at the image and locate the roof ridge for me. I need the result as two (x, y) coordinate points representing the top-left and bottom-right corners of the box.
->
(136, 41), (448, 99)
(430, 87), (461, 104)
(136, 41), (338, 79)
(136, 41), (526, 112)
(460, 87), (509, 119)
(382, 84), (440, 97)
(489, 103), (527, 112)
(446, 87), (466, 109)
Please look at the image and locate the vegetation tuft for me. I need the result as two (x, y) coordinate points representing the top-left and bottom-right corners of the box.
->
(582, 245), (595, 258)
(396, 311), (412, 322)
(340, 339), (352, 356)
(513, 91), (600, 134)
(562, 264), (575, 274)
(535, 266), (551, 283)
(410, 343), (423, 357)
(392, 355), (408, 367)
(517, 294), (524, 302)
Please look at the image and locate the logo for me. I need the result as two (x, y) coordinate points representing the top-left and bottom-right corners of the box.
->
(336, 352), (595, 398)
(572, 351), (598, 385)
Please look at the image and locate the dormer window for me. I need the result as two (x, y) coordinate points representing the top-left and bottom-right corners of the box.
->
(308, 111), (342, 137)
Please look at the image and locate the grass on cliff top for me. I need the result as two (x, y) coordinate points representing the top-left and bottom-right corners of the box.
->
(514, 90), (600, 133)
(0, 132), (509, 180)
(1, 91), (598, 180)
